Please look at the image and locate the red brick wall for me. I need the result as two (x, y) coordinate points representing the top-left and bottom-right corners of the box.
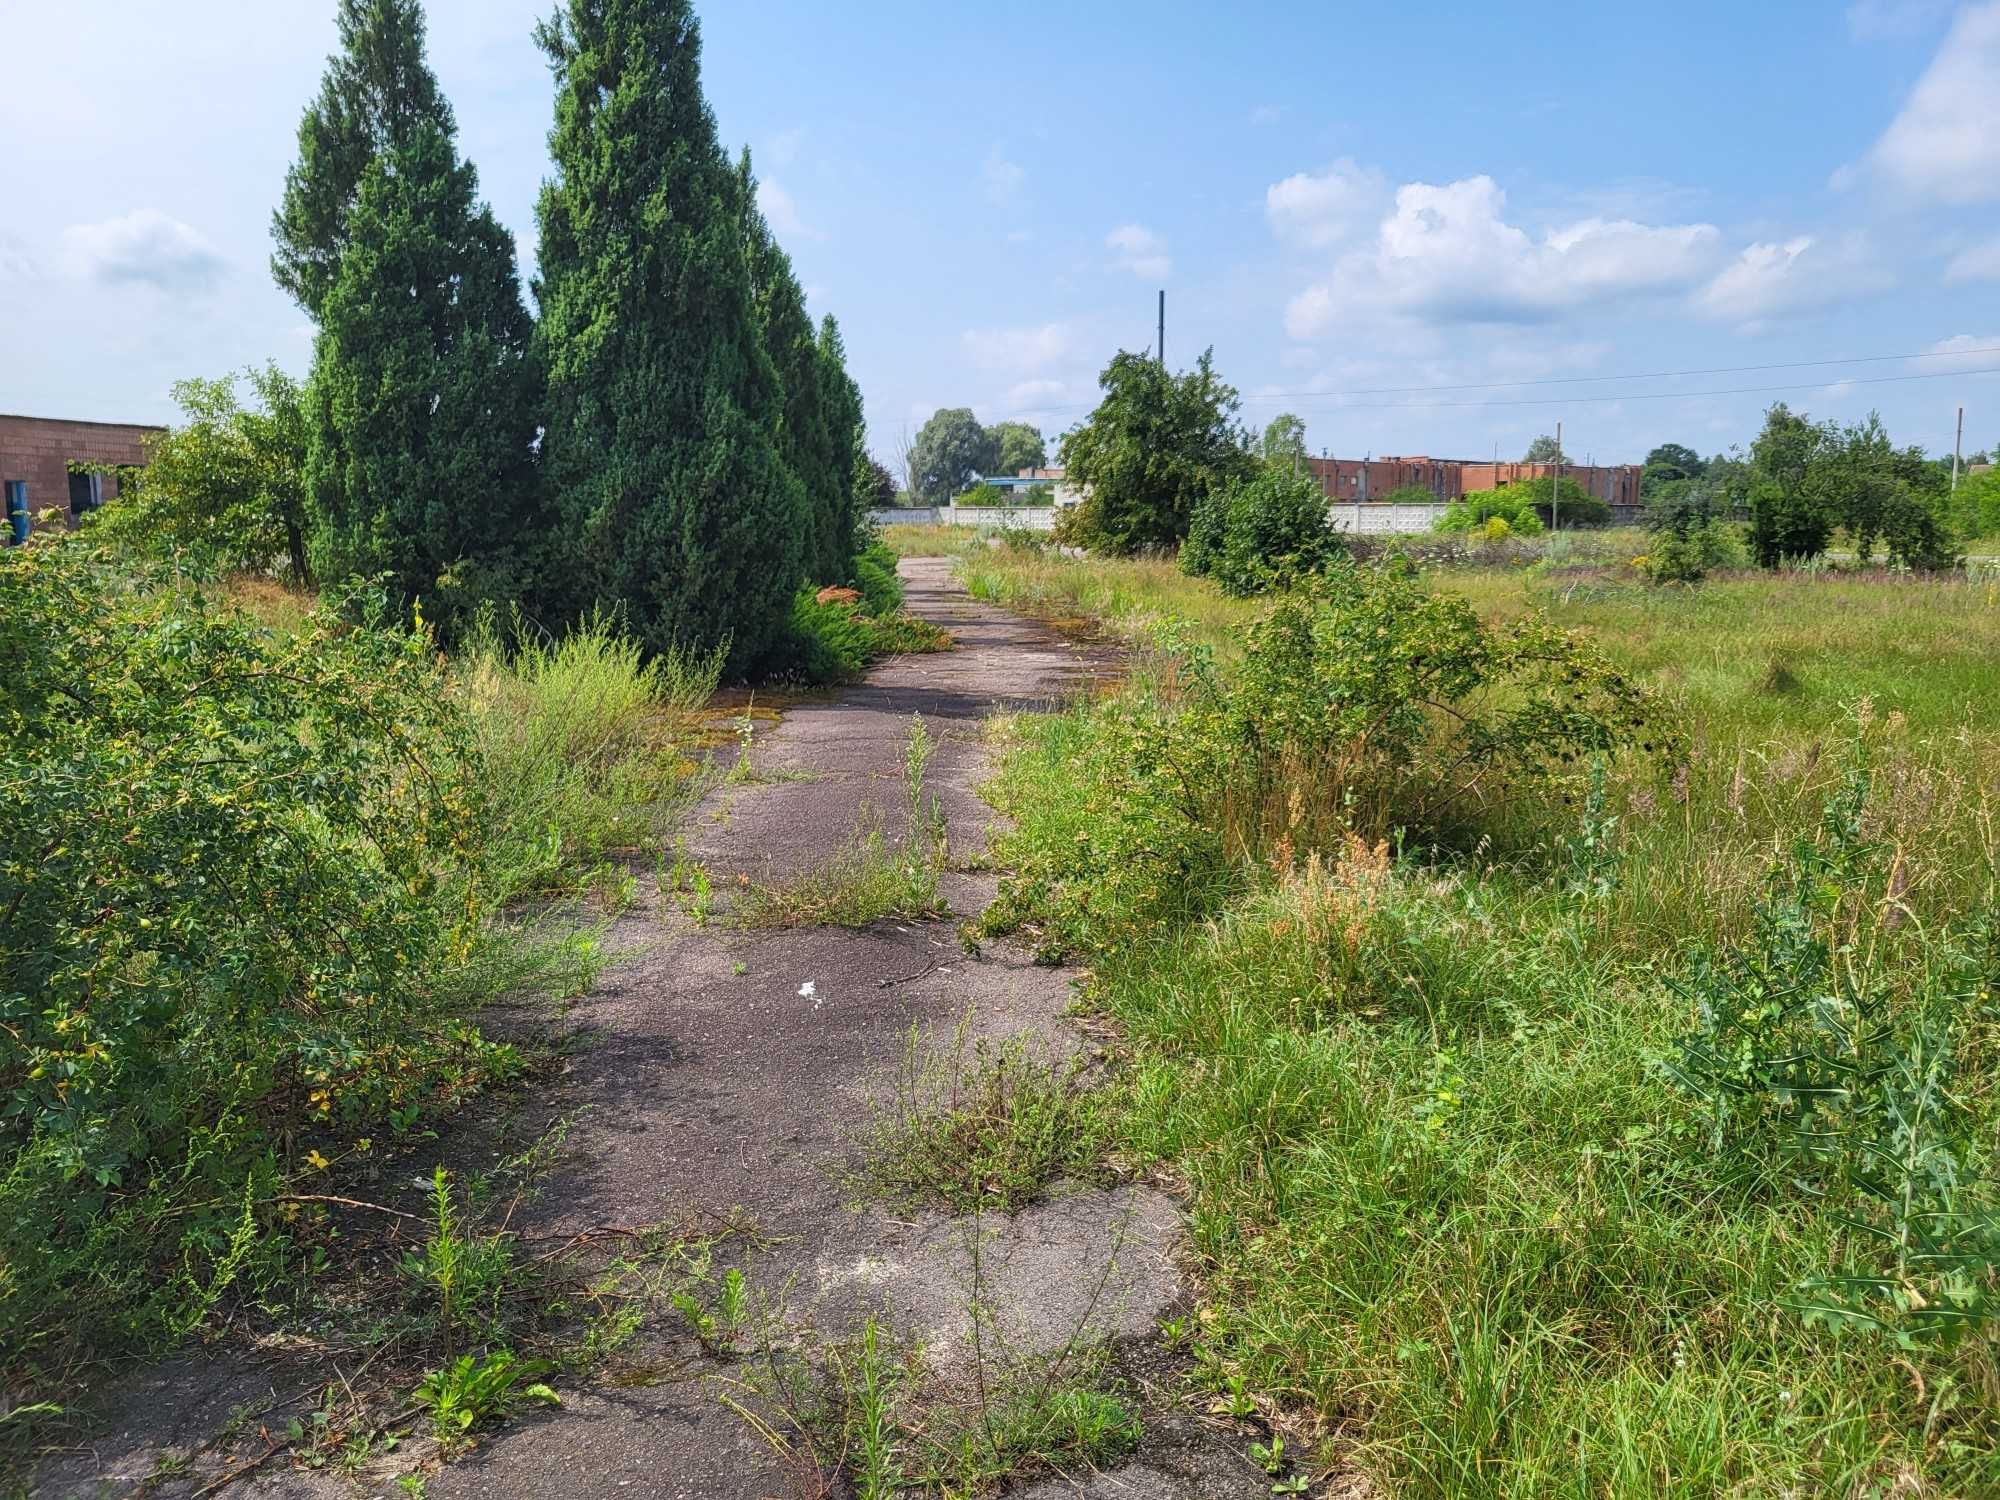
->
(0, 414), (161, 529)
(1458, 461), (1643, 507)
(1307, 455), (1462, 501)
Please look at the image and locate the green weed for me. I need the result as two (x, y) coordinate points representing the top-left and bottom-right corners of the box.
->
(853, 1022), (1112, 1213)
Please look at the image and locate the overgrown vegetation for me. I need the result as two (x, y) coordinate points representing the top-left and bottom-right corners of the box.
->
(0, 541), (712, 1394)
(964, 538), (2000, 1495)
(1182, 464), (1347, 596)
(851, 1022), (1112, 1213)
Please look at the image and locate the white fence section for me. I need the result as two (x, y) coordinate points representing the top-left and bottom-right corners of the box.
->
(1328, 502), (1451, 534)
(872, 505), (1058, 531)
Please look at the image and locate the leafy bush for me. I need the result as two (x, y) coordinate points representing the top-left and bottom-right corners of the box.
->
(0, 545), (497, 1373)
(1504, 475), (1611, 527)
(83, 366), (311, 583)
(984, 562), (1666, 957)
(1641, 519), (1747, 583)
(1435, 488), (1545, 537)
(1182, 467), (1347, 596)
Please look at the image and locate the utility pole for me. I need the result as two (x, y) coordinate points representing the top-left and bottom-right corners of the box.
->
(1157, 290), (1165, 370)
(1952, 405), (1964, 493)
(1551, 420), (1563, 531)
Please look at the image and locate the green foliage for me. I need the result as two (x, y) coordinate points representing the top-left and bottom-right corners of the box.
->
(1748, 404), (1957, 569)
(1642, 519), (1748, 583)
(1055, 348), (1255, 555)
(1435, 487), (1544, 536)
(1642, 442), (1707, 498)
(0, 545), (490, 1373)
(303, 117), (541, 641)
(1523, 434), (1567, 463)
(909, 408), (998, 503)
(855, 453), (898, 511)
(460, 611), (721, 904)
(1661, 755), (1999, 1347)
(1182, 465), (1347, 596)
(1948, 467), (2000, 541)
(1259, 412), (1308, 470)
(984, 564), (1664, 958)
(272, 0), (456, 320)
(990, 420), (1048, 475)
(414, 1350), (558, 1446)
(849, 539), (904, 615)
(85, 367), (310, 582)
(1502, 474), (1610, 527)
(737, 148), (859, 587)
(1378, 483), (1441, 506)
(954, 482), (1009, 508)
(533, 0), (807, 673)
(853, 1025), (1111, 1213)
(783, 587), (874, 683)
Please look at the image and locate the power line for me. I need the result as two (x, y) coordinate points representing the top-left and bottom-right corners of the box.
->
(999, 343), (2000, 419)
(1282, 364), (2000, 413)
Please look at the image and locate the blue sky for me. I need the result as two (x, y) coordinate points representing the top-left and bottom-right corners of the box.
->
(4, 0), (1999, 466)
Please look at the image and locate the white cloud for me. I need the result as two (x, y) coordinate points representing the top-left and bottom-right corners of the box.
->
(1250, 104), (1282, 126)
(756, 180), (822, 241)
(1265, 159), (1388, 250)
(1919, 332), (2000, 371)
(1845, 1), (2000, 203)
(1847, 0), (1952, 39)
(1282, 175), (1718, 336)
(1945, 232), (2000, 280)
(984, 147), (1025, 203)
(1693, 233), (1890, 328)
(1003, 378), (1068, 411)
(58, 209), (224, 292)
(1106, 223), (1170, 280)
(962, 322), (1073, 373)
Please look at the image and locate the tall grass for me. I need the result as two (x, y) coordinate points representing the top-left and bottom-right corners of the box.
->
(974, 547), (2000, 1495)
(458, 613), (724, 903)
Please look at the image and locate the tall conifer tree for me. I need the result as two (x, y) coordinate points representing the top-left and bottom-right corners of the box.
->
(302, 123), (541, 633)
(816, 315), (865, 568)
(534, 0), (807, 667)
(737, 150), (846, 584)
(277, 0), (539, 633)
(273, 0), (455, 320)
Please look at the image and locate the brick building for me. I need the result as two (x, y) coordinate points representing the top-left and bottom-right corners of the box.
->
(1306, 453), (1644, 513)
(2, 413), (160, 543)
(1306, 455), (1462, 502)
(1455, 459), (1643, 509)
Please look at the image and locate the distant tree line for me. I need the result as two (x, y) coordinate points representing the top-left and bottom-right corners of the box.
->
(903, 411), (1047, 503)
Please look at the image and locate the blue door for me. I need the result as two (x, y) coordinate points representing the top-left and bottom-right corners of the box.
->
(4, 482), (27, 546)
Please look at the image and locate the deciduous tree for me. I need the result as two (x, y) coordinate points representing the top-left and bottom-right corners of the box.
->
(991, 421), (1048, 475)
(1056, 348), (1254, 554)
(909, 409), (997, 503)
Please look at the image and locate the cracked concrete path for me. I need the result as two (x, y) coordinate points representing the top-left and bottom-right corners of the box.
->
(27, 557), (1263, 1500)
